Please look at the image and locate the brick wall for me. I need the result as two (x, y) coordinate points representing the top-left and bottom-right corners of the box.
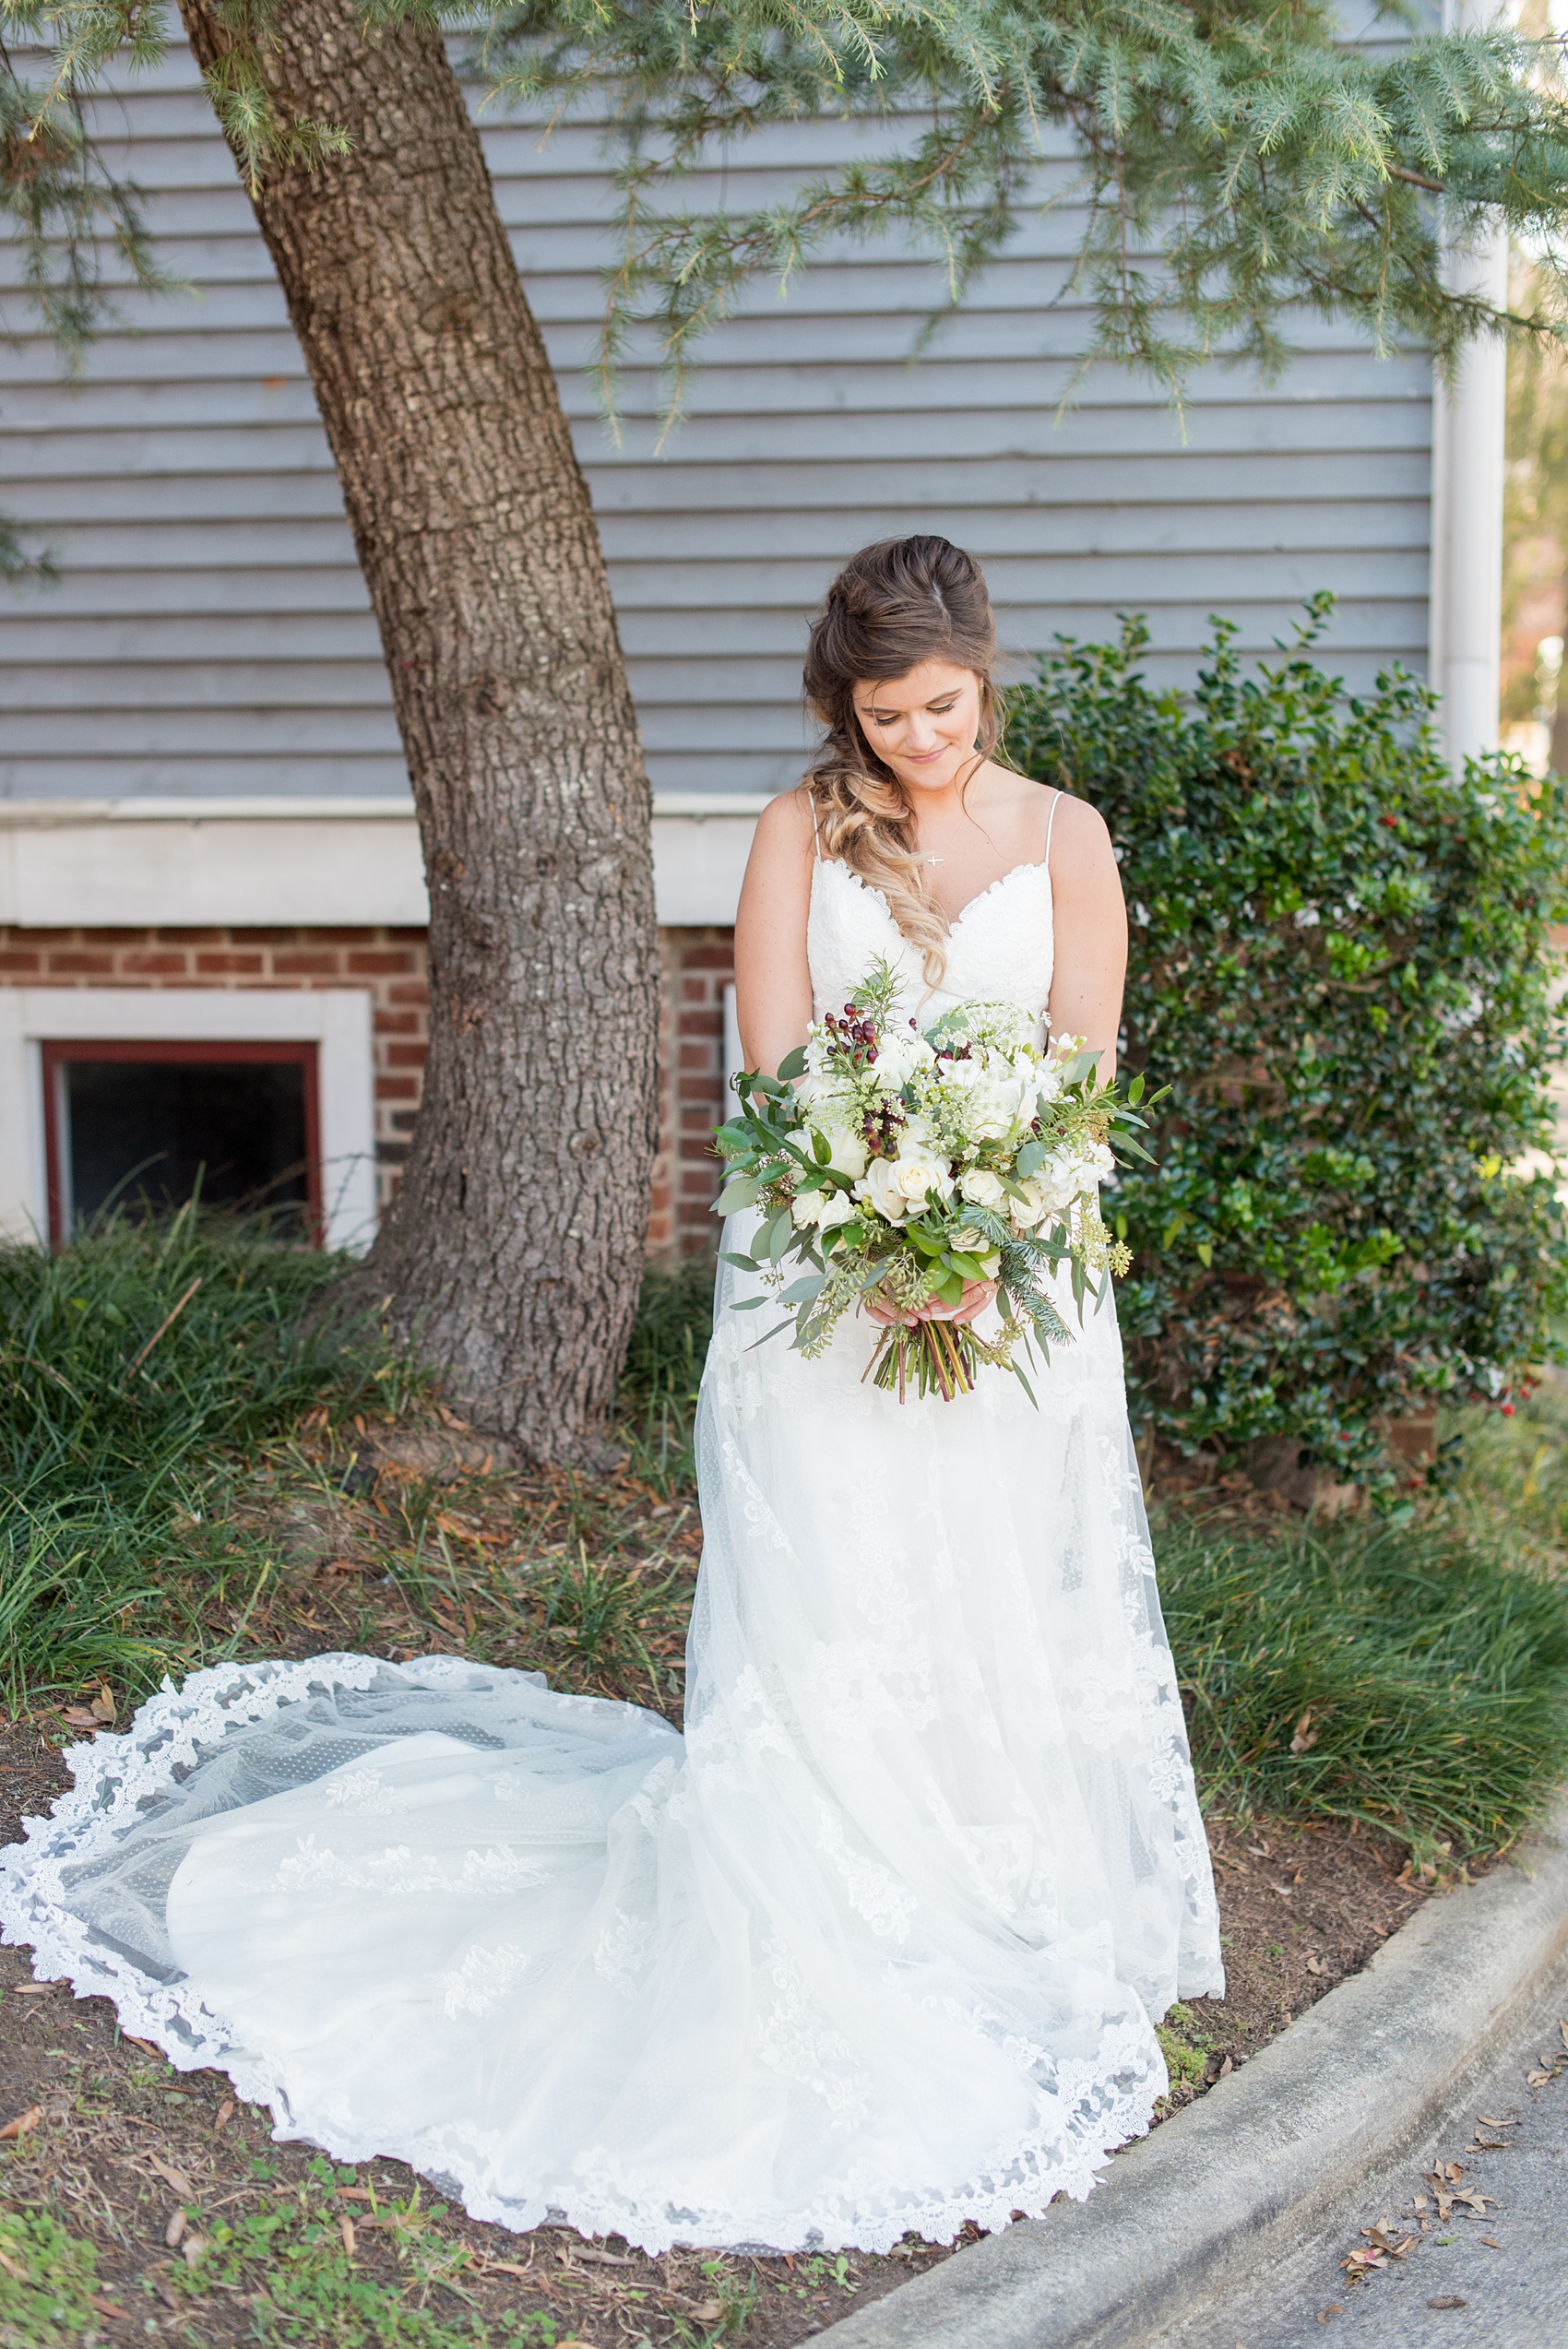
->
(0, 925), (429, 1212)
(0, 920), (735, 1252)
(648, 926), (736, 1260)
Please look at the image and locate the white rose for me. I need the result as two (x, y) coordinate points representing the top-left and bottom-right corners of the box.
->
(892, 1156), (953, 1209)
(790, 1185), (858, 1231)
(959, 1167), (1006, 1210)
(857, 1157), (908, 1225)
(816, 1123), (869, 1180)
(1011, 1157), (1082, 1230)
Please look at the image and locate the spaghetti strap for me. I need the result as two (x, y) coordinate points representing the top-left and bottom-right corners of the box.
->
(1044, 788), (1063, 863)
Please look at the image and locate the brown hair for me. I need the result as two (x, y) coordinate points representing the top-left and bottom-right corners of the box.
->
(802, 535), (1009, 984)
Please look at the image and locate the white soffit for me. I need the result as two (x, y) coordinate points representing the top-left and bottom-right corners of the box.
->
(0, 795), (768, 930)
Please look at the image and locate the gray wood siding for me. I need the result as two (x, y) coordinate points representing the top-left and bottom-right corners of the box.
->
(0, 43), (1433, 802)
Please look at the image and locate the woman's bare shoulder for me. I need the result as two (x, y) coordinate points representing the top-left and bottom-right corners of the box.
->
(752, 786), (817, 858)
(1045, 786), (1113, 870)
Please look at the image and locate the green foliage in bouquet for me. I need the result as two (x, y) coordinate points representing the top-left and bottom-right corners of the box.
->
(713, 964), (1150, 1404)
(1007, 599), (1568, 1488)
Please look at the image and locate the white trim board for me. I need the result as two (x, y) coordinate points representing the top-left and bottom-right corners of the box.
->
(0, 796), (772, 930)
(0, 988), (376, 1253)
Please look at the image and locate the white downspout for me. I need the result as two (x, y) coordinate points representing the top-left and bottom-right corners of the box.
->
(1430, 5), (1509, 770)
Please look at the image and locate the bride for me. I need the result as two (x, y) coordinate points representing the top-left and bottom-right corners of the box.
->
(0, 534), (1220, 2257)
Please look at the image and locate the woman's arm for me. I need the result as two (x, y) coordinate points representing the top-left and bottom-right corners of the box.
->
(733, 789), (817, 1076)
(1046, 793), (1127, 1081)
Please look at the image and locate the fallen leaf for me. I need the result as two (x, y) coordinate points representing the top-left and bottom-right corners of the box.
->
(340, 2214), (356, 2259)
(1316, 2308), (1344, 2325)
(1427, 2296), (1467, 2310)
(1218, 2053), (1233, 2079)
(483, 2259), (533, 2280)
(164, 2211), (186, 2249)
(123, 2034), (162, 2056)
(1306, 1956), (1325, 1976)
(13, 1981), (60, 1997)
(56, 1708), (101, 1729)
(0, 2106), (42, 2141)
(1527, 2068), (1551, 2086)
(1467, 2137), (1508, 2152)
(692, 2305), (723, 2323)
(338, 2187), (374, 2201)
(1290, 1710), (1319, 1754)
(181, 2234), (208, 2267)
(571, 2247), (636, 2265)
(1479, 2237), (1503, 2248)
(1477, 2115), (1520, 2128)
(90, 2297), (132, 2319)
(89, 1684), (116, 1723)
(148, 2155), (196, 2201)
(213, 2096), (234, 2131)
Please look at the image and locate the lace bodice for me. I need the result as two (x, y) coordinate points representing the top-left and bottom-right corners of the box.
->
(807, 858), (1055, 1039)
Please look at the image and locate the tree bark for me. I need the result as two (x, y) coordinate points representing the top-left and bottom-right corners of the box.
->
(178, 0), (659, 1460)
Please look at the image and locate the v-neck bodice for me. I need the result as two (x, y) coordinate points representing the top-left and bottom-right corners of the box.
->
(807, 856), (1055, 1039)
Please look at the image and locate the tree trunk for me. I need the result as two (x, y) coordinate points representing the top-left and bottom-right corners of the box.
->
(178, 0), (659, 1461)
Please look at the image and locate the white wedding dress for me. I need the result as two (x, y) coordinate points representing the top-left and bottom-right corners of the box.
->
(0, 855), (1221, 2255)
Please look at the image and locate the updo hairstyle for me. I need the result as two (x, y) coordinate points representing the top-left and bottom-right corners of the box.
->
(802, 535), (1010, 983)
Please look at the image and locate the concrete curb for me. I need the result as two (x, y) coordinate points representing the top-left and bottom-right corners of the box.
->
(817, 1799), (1568, 2349)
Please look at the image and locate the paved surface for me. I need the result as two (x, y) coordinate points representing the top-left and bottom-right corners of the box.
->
(1184, 1975), (1568, 2349)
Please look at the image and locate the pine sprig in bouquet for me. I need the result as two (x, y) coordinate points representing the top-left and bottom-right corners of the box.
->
(713, 962), (1155, 1402)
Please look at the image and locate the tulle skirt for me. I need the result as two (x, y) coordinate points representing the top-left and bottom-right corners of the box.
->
(0, 1230), (1220, 2251)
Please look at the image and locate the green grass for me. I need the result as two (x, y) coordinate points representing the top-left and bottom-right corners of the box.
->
(0, 2159), (566, 2348)
(616, 1258), (714, 1496)
(0, 2209), (106, 2348)
(0, 1209), (412, 1704)
(1158, 1510), (1568, 1856)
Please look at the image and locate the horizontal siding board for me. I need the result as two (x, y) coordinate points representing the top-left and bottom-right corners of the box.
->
(0, 757), (411, 797)
(6, 568), (377, 618)
(0, 707), (404, 753)
(0, 36), (1432, 806)
(0, 661), (391, 710)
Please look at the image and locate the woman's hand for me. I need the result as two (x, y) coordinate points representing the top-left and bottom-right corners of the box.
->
(866, 1278), (998, 1328)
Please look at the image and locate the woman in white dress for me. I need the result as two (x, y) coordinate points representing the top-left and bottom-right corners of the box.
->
(0, 535), (1220, 2258)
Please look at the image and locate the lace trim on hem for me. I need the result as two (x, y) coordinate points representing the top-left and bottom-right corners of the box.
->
(0, 1652), (1164, 2254)
(0, 1651), (487, 2072)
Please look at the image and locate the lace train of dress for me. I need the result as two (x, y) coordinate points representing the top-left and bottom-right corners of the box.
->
(0, 856), (1222, 2254)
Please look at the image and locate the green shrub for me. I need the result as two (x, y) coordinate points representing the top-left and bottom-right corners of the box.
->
(1009, 600), (1568, 1484)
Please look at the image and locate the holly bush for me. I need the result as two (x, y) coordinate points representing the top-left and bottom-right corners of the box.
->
(1007, 599), (1568, 1487)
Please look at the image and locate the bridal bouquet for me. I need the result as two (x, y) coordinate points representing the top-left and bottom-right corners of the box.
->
(712, 962), (1153, 1402)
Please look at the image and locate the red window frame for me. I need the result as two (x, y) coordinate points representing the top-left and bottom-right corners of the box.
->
(42, 1038), (322, 1247)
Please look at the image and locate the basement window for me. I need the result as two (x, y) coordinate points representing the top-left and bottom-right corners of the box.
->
(42, 1040), (320, 1243)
